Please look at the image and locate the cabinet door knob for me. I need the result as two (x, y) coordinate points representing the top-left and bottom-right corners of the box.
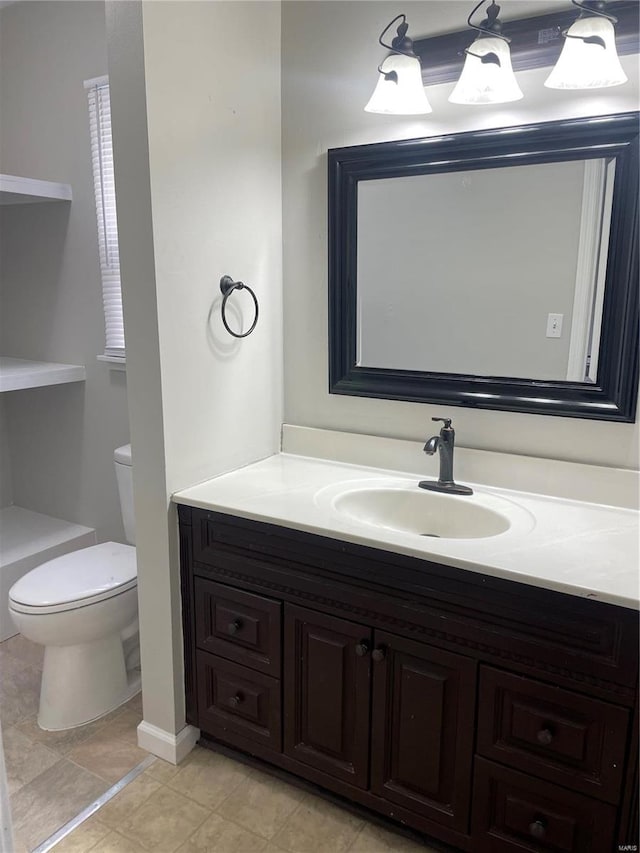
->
(355, 641), (370, 657)
(529, 819), (546, 840)
(372, 646), (386, 662)
(228, 619), (243, 635)
(228, 692), (244, 708)
(536, 727), (554, 746)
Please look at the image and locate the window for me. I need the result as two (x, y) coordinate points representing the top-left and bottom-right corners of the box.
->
(85, 76), (125, 361)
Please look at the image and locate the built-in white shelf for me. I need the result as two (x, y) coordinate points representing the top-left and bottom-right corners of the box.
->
(0, 173), (72, 205)
(0, 505), (96, 640)
(0, 357), (86, 392)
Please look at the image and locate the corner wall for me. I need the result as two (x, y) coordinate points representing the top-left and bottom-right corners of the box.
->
(281, 0), (640, 470)
(106, 0), (282, 741)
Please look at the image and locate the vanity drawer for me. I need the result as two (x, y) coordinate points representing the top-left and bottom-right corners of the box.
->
(477, 666), (629, 804)
(196, 651), (281, 751)
(194, 578), (281, 677)
(471, 758), (616, 853)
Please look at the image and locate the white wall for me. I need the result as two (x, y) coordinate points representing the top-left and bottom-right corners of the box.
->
(0, 1), (130, 540)
(106, 0), (282, 739)
(282, 0), (640, 469)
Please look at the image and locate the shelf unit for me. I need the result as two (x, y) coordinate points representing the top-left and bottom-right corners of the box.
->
(0, 173), (72, 205)
(0, 505), (96, 640)
(0, 357), (86, 393)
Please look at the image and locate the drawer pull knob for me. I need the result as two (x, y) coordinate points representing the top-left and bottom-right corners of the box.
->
(355, 641), (370, 657)
(228, 619), (243, 635)
(529, 819), (547, 840)
(372, 646), (386, 662)
(228, 692), (244, 708)
(536, 727), (554, 746)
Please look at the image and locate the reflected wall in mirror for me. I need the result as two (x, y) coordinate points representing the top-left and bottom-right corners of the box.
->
(329, 113), (639, 421)
(357, 158), (614, 383)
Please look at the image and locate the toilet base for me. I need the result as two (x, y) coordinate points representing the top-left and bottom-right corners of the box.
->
(38, 635), (141, 731)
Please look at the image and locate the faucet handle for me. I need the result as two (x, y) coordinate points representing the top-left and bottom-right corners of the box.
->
(431, 417), (452, 429)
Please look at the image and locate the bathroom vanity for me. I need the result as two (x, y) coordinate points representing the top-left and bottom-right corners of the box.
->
(175, 450), (639, 853)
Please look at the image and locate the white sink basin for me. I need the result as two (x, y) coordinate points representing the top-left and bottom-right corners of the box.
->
(317, 480), (535, 540)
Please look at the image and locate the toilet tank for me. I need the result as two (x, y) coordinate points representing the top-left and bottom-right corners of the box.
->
(114, 444), (135, 545)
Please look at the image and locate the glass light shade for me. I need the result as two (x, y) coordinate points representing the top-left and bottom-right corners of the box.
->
(449, 36), (523, 105)
(364, 54), (432, 115)
(544, 17), (627, 89)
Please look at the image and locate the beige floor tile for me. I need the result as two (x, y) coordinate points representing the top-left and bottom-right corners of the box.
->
(273, 795), (364, 853)
(52, 814), (111, 852)
(164, 747), (251, 810)
(144, 757), (183, 784)
(5, 833), (28, 853)
(97, 709), (143, 747)
(10, 758), (109, 850)
(97, 772), (162, 828)
(350, 822), (435, 852)
(177, 812), (268, 852)
(67, 725), (149, 783)
(14, 704), (123, 755)
(91, 830), (148, 852)
(2, 633), (45, 669)
(118, 785), (210, 852)
(218, 769), (306, 840)
(3, 724), (59, 794)
(0, 654), (41, 726)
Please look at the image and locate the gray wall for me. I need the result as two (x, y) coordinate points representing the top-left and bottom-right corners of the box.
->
(281, 0), (640, 469)
(357, 161), (584, 379)
(0, 1), (130, 540)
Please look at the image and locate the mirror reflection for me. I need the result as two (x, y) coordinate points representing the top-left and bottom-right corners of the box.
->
(356, 157), (615, 383)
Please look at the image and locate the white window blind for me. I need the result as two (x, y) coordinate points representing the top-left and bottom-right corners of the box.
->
(85, 76), (125, 358)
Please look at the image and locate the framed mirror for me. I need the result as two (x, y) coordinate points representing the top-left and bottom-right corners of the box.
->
(328, 113), (639, 421)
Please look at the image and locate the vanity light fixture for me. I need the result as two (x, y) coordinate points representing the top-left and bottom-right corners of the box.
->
(364, 14), (432, 115)
(545, 0), (628, 89)
(449, 0), (523, 105)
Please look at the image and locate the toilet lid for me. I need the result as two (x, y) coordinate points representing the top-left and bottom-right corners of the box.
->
(9, 542), (137, 610)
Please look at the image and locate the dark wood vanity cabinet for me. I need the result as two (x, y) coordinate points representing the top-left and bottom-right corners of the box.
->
(178, 506), (639, 853)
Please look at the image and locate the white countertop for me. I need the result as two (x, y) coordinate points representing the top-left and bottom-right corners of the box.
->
(173, 453), (640, 610)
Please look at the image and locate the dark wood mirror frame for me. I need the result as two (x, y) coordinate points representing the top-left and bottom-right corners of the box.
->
(328, 113), (639, 421)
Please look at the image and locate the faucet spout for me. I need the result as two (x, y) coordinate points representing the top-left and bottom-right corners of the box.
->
(419, 417), (473, 496)
(423, 435), (439, 455)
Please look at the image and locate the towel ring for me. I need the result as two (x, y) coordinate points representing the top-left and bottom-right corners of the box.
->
(220, 275), (259, 338)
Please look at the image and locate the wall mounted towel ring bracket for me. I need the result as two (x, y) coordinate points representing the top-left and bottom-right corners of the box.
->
(219, 275), (259, 338)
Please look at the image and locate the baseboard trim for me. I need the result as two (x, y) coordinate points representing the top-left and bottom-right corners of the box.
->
(137, 720), (199, 764)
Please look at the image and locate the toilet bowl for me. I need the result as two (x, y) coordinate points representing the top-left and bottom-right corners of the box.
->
(8, 444), (140, 731)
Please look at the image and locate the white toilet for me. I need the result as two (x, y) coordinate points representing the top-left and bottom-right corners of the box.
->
(8, 445), (140, 731)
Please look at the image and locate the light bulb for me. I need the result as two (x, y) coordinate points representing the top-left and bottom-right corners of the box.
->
(545, 16), (627, 89)
(449, 36), (523, 105)
(365, 54), (432, 115)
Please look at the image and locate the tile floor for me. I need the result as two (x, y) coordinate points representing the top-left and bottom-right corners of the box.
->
(1, 634), (146, 852)
(2, 634), (439, 853)
(55, 747), (439, 853)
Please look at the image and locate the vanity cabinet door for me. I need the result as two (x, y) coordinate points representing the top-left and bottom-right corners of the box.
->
(283, 604), (371, 789)
(370, 630), (477, 833)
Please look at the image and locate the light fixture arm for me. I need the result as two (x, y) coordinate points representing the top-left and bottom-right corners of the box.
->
(571, 0), (618, 25)
(376, 14), (420, 83)
(562, 1), (618, 49)
(461, 0), (510, 68)
(466, 0), (511, 44)
(378, 14), (417, 57)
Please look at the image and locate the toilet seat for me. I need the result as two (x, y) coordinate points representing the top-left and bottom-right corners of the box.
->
(9, 542), (137, 615)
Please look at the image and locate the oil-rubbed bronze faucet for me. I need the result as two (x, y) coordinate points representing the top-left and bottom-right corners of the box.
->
(419, 417), (473, 495)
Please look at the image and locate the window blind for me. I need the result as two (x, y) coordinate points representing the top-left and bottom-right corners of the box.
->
(85, 76), (125, 358)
